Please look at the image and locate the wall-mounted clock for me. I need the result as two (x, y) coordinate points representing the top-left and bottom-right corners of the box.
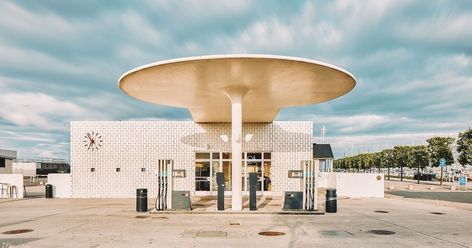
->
(82, 131), (103, 151)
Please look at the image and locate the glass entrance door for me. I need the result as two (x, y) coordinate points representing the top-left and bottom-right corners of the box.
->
(195, 152), (271, 195)
(246, 161), (262, 192)
(222, 161), (231, 191)
(195, 161), (210, 191)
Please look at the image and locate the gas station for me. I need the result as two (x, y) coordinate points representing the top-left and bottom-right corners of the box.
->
(70, 54), (356, 211)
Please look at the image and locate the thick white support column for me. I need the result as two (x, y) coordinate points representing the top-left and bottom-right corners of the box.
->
(225, 87), (247, 211)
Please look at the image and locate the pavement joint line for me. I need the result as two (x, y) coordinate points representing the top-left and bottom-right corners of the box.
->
(354, 209), (470, 248)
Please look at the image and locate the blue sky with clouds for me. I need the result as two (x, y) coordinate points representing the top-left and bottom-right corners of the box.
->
(1, 0), (471, 159)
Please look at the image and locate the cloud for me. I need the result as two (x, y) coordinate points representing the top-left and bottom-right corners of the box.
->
(0, 92), (93, 131)
(0, 0), (471, 160)
(313, 114), (393, 133)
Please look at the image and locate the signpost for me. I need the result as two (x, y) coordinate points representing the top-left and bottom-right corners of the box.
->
(439, 158), (446, 186)
(458, 176), (467, 190)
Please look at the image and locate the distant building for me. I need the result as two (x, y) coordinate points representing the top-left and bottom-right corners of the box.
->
(14, 158), (70, 175)
(313, 144), (334, 172)
(0, 149), (17, 174)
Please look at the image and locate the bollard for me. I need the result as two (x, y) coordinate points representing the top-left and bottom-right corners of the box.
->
(136, 188), (148, 212)
(325, 188), (337, 213)
(249, 172), (257, 211)
(216, 172), (225, 211)
(45, 184), (53, 198)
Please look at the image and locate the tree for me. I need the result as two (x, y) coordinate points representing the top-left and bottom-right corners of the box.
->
(427, 137), (454, 166)
(382, 149), (394, 180)
(410, 145), (429, 169)
(393, 146), (411, 181)
(457, 128), (472, 166)
(373, 152), (383, 173)
(410, 145), (429, 183)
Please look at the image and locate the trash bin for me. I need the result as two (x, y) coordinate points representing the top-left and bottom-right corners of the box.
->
(325, 188), (337, 213)
(136, 188), (148, 212)
(45, 184), (53, 198)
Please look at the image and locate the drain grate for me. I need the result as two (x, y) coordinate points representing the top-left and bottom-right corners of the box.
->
(2, 229), (34, 235)
(319, 230), (353, 237)
(135, 215), (150, 219)
(229, 222), (240, 226)
(431, 212), (445, 215)
(374, 210), (389, 213)
(258, 231), (285, 236)
(367, 230), (395, 235)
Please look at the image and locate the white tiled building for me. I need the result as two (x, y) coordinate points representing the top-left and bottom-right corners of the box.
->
(70, 121), (312, 198)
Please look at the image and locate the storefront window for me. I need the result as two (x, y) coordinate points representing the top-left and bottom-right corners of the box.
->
(195, 152), (271, 192)
(222, 152), (231, 159)
(196, 153), (210, 160)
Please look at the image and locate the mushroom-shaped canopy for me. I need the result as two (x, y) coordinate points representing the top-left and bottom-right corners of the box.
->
(119, 54), (356, 122)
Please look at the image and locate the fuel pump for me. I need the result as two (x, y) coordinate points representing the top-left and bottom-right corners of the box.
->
(155, 159), (173, 210)
(302, 160), (318, 211)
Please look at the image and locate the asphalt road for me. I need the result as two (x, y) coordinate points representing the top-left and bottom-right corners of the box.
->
(387, 191), (472, 204)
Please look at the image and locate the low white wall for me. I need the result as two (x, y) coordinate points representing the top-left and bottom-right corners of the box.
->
(318, 172), (337, 188)
(0, 174), (24, 198)
(47, 173), (71, 198)
(318, 172), (384, 198)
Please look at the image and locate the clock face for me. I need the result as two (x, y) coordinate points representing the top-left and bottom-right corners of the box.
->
(82, 131), (103, 151)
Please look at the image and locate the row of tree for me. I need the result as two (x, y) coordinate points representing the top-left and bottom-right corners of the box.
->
(334, 129), (472, 172)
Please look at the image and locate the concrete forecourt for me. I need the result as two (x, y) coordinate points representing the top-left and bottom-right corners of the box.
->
(0, 194), (471, 248)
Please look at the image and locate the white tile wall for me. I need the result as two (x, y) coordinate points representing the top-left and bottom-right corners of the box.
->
(71, 121), (312, 198)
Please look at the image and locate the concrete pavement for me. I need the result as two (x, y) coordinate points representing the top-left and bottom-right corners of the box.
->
(1, 196), (471, 248)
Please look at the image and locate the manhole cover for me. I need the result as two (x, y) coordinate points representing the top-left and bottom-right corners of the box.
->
(367, 230), (395, 235)
(258, 231), (285, 236)
(431, 212), (445, 215)
(374, 210), (389, 213)
(135, 215), (150, 219)
(2, 229), (34, 235)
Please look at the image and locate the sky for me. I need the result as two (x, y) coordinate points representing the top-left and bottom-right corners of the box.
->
(1, 0), (471, 160)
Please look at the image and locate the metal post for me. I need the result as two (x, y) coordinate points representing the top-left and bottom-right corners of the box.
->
(302, 161), (307, 210)
(440, 167), (444, 186)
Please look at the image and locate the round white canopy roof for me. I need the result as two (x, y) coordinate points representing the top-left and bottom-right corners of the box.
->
(119, 54), (356, 122)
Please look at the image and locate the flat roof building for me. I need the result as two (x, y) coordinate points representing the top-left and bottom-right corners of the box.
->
(71, 55), (355, 210)
(0, 149), (17, 174)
